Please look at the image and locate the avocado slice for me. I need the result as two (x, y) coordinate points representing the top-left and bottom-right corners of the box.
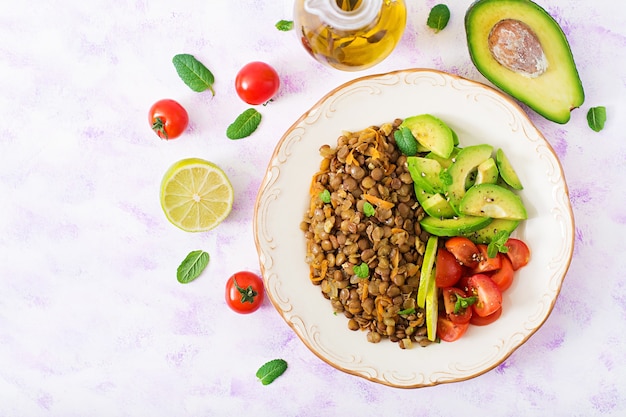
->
(420, 215), (493, 237)
(416, 187), (457, 219)
(459, 183), (528, 220)
(425, 147), (460, 169)
(475, 157), (499, 185)
(406, 156), (445, 194)
(462, 218), (521, 244)
(400, 114), (455, 158)
(465, 0), (584, 124)
(417, 236), (438, 309)
(496, 148), (523, 190)
(445, 144), (494, 213)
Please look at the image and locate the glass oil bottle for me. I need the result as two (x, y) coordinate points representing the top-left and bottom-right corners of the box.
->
(294, 0), (407, 71)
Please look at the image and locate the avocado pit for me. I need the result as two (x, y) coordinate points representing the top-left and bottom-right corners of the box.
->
(488, 19), (548, 78)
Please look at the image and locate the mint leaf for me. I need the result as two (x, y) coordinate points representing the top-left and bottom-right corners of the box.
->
(398, 307), (416, 316)
(256, 359), (288, 385)
(226, 108), (262, 139)
(353, 262), (370, 279)
(275, 20), (293, 31)
(487, 230), (510, 258)
(439, 169), (453, 186)
(394, 127), (418, 156)
(363, 202), (375, 217)
(177, 250), (210, 283)
(172, 54), (215, 95)
(320, 189), (331, 203)
(427, 4), (451, 33)
(454, 295), (477, 314)
(587, 106), (606, 132)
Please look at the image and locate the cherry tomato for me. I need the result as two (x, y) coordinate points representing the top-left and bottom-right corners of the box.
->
(489, 254), (514, 292)
(435, 248), (464, 288)
(149, 99), (189, 139)
(445, 236), (480, 268)
(235, 61), (280, 105)
(467, 274), (503, 317)
(442, 287), (475, 324)
(504, 238), (531, 270)
(470, 306), (502, 326)
(437, 316), (470, 342)
(472, 244), (502, 273)
(225, 271), (265, 314)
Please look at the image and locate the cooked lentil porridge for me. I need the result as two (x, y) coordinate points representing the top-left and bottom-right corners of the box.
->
(300, 119), (433, 349)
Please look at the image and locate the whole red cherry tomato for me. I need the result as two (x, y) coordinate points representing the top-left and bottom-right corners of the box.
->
(225, 271), (265, 314)
(235, 61), (280, 105)
(149, 99), (189, 139)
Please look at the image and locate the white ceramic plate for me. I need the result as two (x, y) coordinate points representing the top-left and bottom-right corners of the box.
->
(253, 69), (574, 388)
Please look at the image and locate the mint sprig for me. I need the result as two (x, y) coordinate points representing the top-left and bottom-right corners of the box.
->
(487, 230), (510, 258)
(177, 250), (210, 283)
(172, 54), (215, 95)
(226, 108), (262, 139)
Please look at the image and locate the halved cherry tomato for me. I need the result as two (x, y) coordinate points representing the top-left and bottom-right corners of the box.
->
(456, 275), (471, 293)
(149, 99), (189, 140)
(472, 244), (502, 273)
(489, 254), (514, 292)
(235, 61), (280, 105)
(470, 306), (502, 326)
(437, 316), (470, 342)
(442, 287), (475, 324)
(225, 271), (265, 314)
(467, 274), (502, 317)
(435, 248), (464, 288)
(504, 238), (531, 270)
(445, 236), (480, 268)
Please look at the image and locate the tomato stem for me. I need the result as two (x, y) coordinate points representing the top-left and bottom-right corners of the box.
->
(233, 277), (258, 304)
(151, 117), (168, 139)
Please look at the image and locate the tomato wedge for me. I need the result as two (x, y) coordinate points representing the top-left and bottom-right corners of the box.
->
(504, 238), (531, 270)
(442, 287), (475, 324)
(470, 306), (502, 326)
(437, 317), (470, 342)
(467, 274), (503, 317)
(445, 236), (480, 268)
(489, 254), (514, 292)
(435, 248), (464, 288)
(472, 244), (502, 273)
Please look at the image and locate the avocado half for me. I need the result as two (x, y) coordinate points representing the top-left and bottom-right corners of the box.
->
(465, 0), (584, 124)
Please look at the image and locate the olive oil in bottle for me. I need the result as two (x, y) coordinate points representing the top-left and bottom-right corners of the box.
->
(294, 0), (407, 71)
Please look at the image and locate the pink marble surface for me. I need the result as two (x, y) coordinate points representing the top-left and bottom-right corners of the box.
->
(1, 0), (624, 415)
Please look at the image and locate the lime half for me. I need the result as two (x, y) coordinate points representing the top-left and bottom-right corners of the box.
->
(160, 158), (234, 232)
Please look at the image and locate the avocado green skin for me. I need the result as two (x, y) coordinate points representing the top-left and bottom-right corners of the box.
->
(496, 148), (523, 190)
(465, 0), (585, 124)
(463, 219), (521, 244)
(420, 215), (493, 237)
